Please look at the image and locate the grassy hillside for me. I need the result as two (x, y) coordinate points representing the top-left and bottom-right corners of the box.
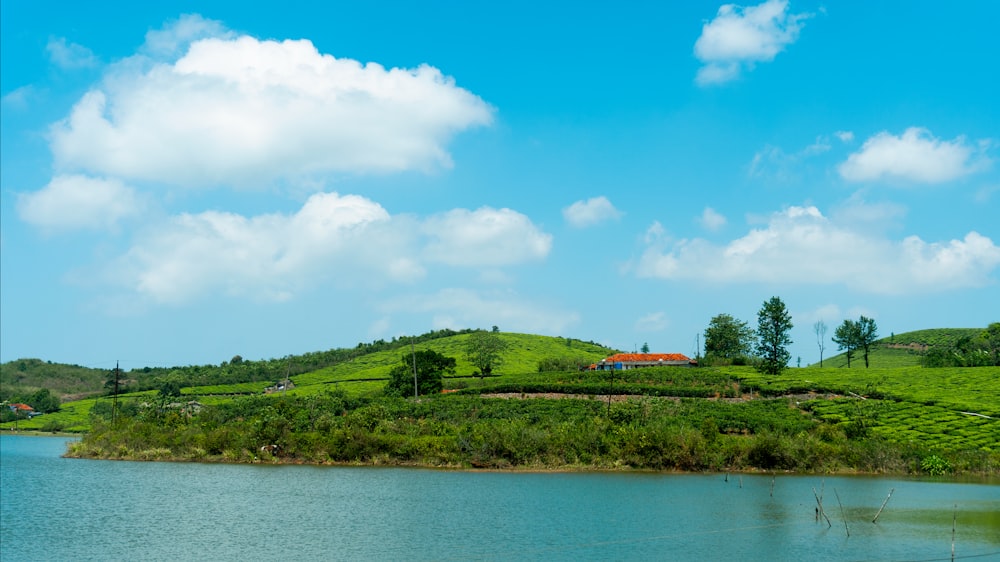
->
(813, 327), (984, 368)
(3, 332), (619, 431)
(290, 332), (616, 390)
(0, 358), (108, 400)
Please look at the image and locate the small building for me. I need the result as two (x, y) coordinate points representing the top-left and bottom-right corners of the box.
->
(591, 353), (696, 370)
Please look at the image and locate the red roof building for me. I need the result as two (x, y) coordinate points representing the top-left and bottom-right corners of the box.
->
(591, 353), (697, 370)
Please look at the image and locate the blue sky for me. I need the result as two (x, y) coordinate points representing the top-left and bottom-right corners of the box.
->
(2, 1), (998, 370)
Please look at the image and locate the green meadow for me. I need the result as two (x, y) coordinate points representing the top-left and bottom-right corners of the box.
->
(5, 329), (998, 475)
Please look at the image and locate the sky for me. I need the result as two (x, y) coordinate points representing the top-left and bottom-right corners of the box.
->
(2, 1), (998, 371)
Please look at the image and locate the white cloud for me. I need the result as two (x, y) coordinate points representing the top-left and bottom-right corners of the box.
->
(382, 288), (580, 335)
(422, 207), (552, 266)
(49, 20), (494, 189)
(835, 130), (854, 143)
(839, 127), (991, 184)
(47, 37), (98, 69)
(117, 192), (394, 303)
(694, 0), (810, 85)
(141, 14), (232, 58)
(699, 207), (727, 231)
(108, 195), (552, 304)
(2, 85), (35, 109)
(636, 205), (1000, 294)
(749, 135), (832, 181)
(635, 312), (669, 332)
(563, 196), (622, 228)
(17, 174), (144, 232)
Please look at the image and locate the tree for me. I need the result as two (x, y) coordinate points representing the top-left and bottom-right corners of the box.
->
(464, 331), (509, 379)
(856, 316), (879, 368)
(754, 297), (793, 375)
(832, 319), (860, 368)
(704, 313), (754, 361)
(385, 350), (455, 397)
(158, 381), (182, 400)
(28, 388), (61, 413)
(813, 320), (827, 367)
(983, 322), (1000, 366)
(640, 342), (650, 353)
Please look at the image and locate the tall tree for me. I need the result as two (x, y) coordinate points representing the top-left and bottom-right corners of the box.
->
(856, 316), (879, 368)
(832, 319), (860, 368)
(983, 322), (1000, 366)
(464, 331), (509, 379)
(814, 320), (828, 367)
(704, 313), (754, 361)
(641, 342), (650, 353)
(385, 350), (455, 397)
(754, 297), (793, 375)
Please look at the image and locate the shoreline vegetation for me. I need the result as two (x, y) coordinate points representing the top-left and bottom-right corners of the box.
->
(5, 329), (999, 477)
(64, 382), (999, 476)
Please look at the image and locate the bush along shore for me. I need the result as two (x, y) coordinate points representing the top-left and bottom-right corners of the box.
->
(66, 390), (999, 475)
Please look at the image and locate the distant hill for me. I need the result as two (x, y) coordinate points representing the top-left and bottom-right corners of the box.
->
(1, 332), (621, 402)
(812, 327), (984, 369)
(0, 358), (109, 401)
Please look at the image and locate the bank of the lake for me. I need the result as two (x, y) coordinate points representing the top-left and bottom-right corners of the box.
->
(4, 434), (999, 561)
(66, 392), (1000, 476)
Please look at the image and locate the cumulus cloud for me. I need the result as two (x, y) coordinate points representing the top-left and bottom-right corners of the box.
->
(699, 207), (727, 231)
(47, 37), (99, 69)
(117, 192), (394, 303)
(109, 195), (552, 304)
(636, 205), (1000, 294)
(48, 18), (494, 189)
(694, 0), (810, 85)
(381, 288), (580, 335)
(422, 207), (552, 266)
(839, 127), (991, 184)
(563, 196), (622, 228)
(17, 174), (144, 232)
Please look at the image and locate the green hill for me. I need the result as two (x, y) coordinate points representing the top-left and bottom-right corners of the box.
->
(284, 332), (617, 393)
(0, 358), (108, 401)
(813, 327), (984, 368)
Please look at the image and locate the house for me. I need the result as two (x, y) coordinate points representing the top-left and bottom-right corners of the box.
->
(8, 403), (39, 417)
(590, 353), (696, 370)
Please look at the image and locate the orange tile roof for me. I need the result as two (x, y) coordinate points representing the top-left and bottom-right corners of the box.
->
(604, 353), (691, 363)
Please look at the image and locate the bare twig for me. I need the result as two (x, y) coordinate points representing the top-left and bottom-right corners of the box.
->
(872, 488), (894, 524)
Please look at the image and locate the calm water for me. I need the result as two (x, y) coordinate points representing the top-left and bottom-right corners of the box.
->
(2, 435), (998, 561)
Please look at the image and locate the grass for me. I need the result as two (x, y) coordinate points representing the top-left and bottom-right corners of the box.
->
(813, 327), (984, 368)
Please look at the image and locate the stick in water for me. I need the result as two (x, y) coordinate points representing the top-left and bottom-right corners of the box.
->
(872, 488), (895, 524)
(812, 487), (831, 527)
(951, 504), (956, 562)
(834, 488), (849, 537)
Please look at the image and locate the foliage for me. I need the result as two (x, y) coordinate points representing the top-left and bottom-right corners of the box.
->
(159, 381), (182, 399)
(537, 357), (591, 372)
(754, 297), (792, 375)
(384, 350), (456, 397)
(985, 323), (1000, 366)
(704, 313), (754, 362)
(464, 331), (510, 378)
(920, 454), (952, 476)
(832, 319), (860, 368)
(0, 358), (107, 401)
(856, 316), (879, 368)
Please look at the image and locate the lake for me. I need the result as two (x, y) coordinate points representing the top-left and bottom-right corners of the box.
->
(2, 435), (998, 561)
